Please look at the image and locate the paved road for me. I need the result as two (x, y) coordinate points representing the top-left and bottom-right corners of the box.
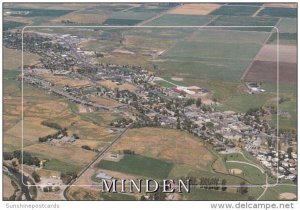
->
(63, 124), (132, 200)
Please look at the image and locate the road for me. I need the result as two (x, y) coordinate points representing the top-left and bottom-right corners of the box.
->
(63, 124), (132, 200)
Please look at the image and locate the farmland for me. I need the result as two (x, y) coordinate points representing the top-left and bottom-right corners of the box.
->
(97, 154), (173, 179)
(210, 5), (259, 16)
(146, 14), (213, 26)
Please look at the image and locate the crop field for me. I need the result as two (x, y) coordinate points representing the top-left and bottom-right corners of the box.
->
(208, 16), (279, 32)
(257, 7), (297, 18)
(244, 61), (297, 84)
(188, 29), (270, 44)
(163, 41), (262, 60)
(97, 154), (173, 179)
(168, 3), (221, 15)
(152, 59), (251, 81)
(103, 19), (142, 26)
(4, 7), (74, 17)
(255, 44), (296, 63)
(146, 14), (213, 26)
(267, 32), (297, 45)
(210, 5), (259, 16)
(276, 18), (297, 33)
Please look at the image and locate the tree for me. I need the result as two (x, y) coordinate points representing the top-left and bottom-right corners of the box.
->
(221, 179), (227, 191)
(237, 181), (248, 195)
(32, 171), (41, 183)
(196, 98), (202, 107)
(287, 147), (293, 159)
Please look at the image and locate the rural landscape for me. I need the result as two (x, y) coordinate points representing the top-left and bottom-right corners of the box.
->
(2, 2), (297, 201)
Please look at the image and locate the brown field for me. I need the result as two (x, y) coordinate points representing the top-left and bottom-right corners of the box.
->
(53, 13), (107, 24)
(24, 101), (70, 118)
(90, 95), (120, 107)
(3, 48), (41, 70)
(255, 44), (296, 63)
(5, 117), (56, 143)
(244, 60), (297, 84)
(100, 53), (150, 67)
(45, 114), (81, 128)
(68, 186), (103, 200)
(40, 73), (92, 88)
(3, 175), (15, 198)
(97, 80), (138, 92)
(124, 35), (175, 51)
(263, 3), (297, 8)
(168, 3), (221, 15)
(110, 127), (215, 169)
(23, 143), (96, 167)
(279, 193), (297, 200)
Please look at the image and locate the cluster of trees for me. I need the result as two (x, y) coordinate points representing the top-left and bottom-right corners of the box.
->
(4, 150), (40, 166)
(61, 172), (77, 184)
(110, 117), (133, 128)
(123, 150), (135, 155)
(41, 121), (62, 130)
(38, 128), (68, 143)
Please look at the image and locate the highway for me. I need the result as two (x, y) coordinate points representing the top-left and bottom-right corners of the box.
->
(63, 124), (132, 200)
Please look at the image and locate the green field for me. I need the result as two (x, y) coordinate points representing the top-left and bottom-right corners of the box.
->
(276, 18), (297, 33)
(3, 21), (27, 30)
(103, 18), (142, 26)
(146, 14), (213, 26)
(208, 16), (279, 32)
(210, 5), (259, 16)
(153, 58), (251, 82)
(267, 33), (297, 45)
(183, 188), (257, 200)
(218, 93), (272, 113)
(163, 41), (262, 60)
(6, 7), (73, 17)
(189, 29), (269, 44)
(225, 162), (266, 185)
(258, 7), (297, 18)
(97, 154), (173, 179)
(260, 185), (297, 200)
(154, 80), (176, 88)
(44, 159), (81, 173)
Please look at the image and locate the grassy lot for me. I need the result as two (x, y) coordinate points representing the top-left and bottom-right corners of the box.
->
(44, 159), (81, 173)
(208, 16), (279, 32)
(258, 7), (297, 18)
(97, 154), (173, 179)
(260, 185), (297, 200)
(225, 162), (266, 185)
(210, 5), (259, 16)
(218, 93), (272, 113)
(146, 14), (213, 26)
(183, 188), (258, 200)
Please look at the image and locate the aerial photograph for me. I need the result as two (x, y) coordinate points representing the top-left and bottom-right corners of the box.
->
(2, 2), (298, 202)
